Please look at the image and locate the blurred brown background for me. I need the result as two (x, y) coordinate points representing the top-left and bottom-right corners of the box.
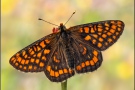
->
(1, 0), (134, 90)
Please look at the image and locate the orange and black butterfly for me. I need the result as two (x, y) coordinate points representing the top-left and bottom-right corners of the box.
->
(9, 20), (124, 82)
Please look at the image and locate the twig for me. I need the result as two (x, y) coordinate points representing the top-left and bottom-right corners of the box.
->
(61, 80), (67, 90)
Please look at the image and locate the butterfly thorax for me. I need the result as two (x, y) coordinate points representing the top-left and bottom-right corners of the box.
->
(58, 23), (75, 69)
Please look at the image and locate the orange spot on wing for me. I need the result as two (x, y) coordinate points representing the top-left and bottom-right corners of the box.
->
(92, 39), (96, 44)
(37, 46), (41, 51)
(94, 25), (97, 30)
(21, 60), (25, 65)
(28, 65), (32, 70)
(76, 65), (81, 70)
(93, 34), (98, 38)
(39, 62), (44, 67)
(84, 35), (91, 41)
(118, 24), (122, 27)
(69, 69), (73, 74)
(116, 32), (119, 35)
(10, 57), (15, 62)
(35, 59), (39, 64)
(117, 21), (123, 27)
(79, 28), (83, 32)
(84, 27), (89, 33)
(30, 51), (34, 55)
(118, 28), (121, 31)
(47, 66), (51, 71)
(105, 27), (109, 30)
(82, 47), (87, 55)
(117, 21), (122, 24)
(59, 70), (63, 74)
(50, 70), (54, 76)
(45, 39), (50, 44)
(110, 21), (115, 24)
(85, 61), (90, 66)
(33, 54), (36, 57)
(111, 25), (117, 29)
(105, 42), (108, 46)
(37, 52), (41, 58)
(99, 37), (103, 42)
(30, 58), (34, 63)
(98, 43), (102, 48)
(15, 63), (19, 66)
(42, 56), (46, 61)
(17, 57), (22, 62)
(113, 36), (116, 39)
(22, 51), (26, 56)
(105, 23), (109, 27)
(81, 62), (85, 68)
(93, 50), (98, 56)
(98, 33), (102, 35)
(16, 53), (20, 57)
(53, 56), (60, 63)
(64, 69), (68, 73)
(108, 38), (112, 42)
(28, 48), (32, 53)
(19, 65), (22, 68)
(44, 49), (50, 54)
(12, 60), (16, 64)
(91, 27), (95, 33)
(93, 56), (98, 63)
(102, 34), (107, 38)
(107, 32), (112, 36)
(34, 66), (37, 70)
(97, 24), (102, 28)
(24, 66), (27, 70)
(40, 41), (46, 48)
(90, 60), (94, 65)
(98, 28), (102, 32)
(110, 29), (115, 33)
(24, 54), (28, 58)
(55, 72), (59, 77)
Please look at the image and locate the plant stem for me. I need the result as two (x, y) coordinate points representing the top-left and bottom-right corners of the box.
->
(61, 80), (67, 90)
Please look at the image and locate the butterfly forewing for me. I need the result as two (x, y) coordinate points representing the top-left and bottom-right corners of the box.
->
(69, 20), (124, 51)
(9, 33), (60, 72)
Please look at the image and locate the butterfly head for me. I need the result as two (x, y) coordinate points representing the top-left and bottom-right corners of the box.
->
(59, 23), (66, 32)
(52, 23), (67, 33)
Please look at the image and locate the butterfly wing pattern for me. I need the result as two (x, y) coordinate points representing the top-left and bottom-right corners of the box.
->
(10, 20), (124, 82)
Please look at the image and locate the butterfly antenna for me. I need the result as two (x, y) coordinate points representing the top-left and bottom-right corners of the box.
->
(64, 11), (76, 25)
(38, 18), (59, 26)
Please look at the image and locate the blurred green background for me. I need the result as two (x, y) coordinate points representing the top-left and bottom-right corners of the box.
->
(1, 0), (134, 90)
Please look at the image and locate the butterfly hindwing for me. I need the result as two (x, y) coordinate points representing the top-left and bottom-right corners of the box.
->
(69, 38), (103, 73)
(44, 45), (75, 82)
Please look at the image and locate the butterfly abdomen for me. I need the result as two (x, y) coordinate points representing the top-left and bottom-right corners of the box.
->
(60, 30), (75, 69)
(65, 44), (75, 69)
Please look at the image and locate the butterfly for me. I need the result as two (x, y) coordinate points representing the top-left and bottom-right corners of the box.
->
(9, 20), (125, 82)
